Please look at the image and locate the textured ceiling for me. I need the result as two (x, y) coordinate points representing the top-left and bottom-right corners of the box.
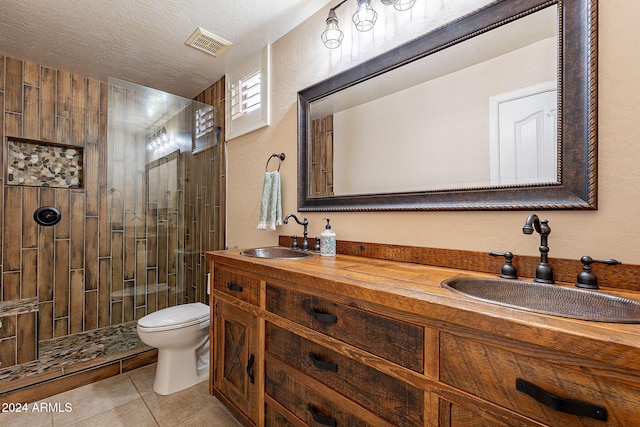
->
(0, 0), (332, 98)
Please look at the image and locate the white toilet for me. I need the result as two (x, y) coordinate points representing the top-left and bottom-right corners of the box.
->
(136, 302), (210, 395)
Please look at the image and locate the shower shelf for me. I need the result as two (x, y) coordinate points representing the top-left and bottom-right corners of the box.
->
(5, 137), (84, 189)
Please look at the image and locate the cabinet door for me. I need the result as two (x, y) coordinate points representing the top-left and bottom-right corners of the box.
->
(214, 299), (259, 424)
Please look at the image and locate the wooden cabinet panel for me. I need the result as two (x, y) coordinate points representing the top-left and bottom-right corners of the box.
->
(265, 283), (424, 373)
(214, 299), (260, 424)
(214, 265), (260, 306)
(438, 398), (516, 427)
(440, 332), (640, 426)
(266, 321), (424, 426)
(265, 358), (395, 427)
(264, 401), (298, 427)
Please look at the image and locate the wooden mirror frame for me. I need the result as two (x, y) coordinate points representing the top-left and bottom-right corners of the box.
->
(297, 0), (597, 211)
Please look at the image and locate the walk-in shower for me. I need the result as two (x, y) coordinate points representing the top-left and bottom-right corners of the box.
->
(107, 77), (223, 323)
(0, 60), (224, 396)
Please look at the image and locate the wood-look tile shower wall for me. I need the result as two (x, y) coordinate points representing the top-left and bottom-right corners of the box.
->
(0, 56), (106, 370)
(310, 115), (334, 197)
(0, 55), (225, 370)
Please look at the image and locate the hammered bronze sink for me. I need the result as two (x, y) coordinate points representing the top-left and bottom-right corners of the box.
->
(441, 277), (640, 323)
(240, 247), (314, 260)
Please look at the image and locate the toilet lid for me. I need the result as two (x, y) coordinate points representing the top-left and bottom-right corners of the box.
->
(137, 302), (209, 331)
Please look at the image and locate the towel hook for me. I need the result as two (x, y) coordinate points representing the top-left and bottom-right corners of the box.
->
(266, 153), (285, 172)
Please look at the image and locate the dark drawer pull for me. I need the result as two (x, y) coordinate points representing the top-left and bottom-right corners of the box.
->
(246, 353), (255, 384)
(516, 378), (607, 421)
(309, 309), (337, 324)
(227, 282), (243, 292)
(309, 352), (338, 372)
(307, 403), (337, 427)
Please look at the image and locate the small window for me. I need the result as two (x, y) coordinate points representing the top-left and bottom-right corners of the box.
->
(230, 69), (261, 120)
(196, 105), (216, 138)
(193, 104), (222, 154)
(226, 46), (270, 140)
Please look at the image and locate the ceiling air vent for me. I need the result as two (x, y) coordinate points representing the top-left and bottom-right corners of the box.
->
(185, 27), (232, 57)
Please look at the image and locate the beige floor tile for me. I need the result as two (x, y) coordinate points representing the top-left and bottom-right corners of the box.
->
(143, 381), (240, 427)
(2, 363), (241, 427)
(174, 398), (242, 427)
(127, 364), (157, 396)
(68, 398), (158, 427)
(51, 374), (141, 427)
(0, 398), (54, 427)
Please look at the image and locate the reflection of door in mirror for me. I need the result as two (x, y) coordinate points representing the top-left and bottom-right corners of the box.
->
(489, 82), (558, 186)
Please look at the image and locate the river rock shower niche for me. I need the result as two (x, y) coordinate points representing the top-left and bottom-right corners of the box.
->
(6, 137), (83, 188)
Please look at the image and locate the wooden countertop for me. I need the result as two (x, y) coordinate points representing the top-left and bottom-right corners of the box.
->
(206, 248), (640, 374)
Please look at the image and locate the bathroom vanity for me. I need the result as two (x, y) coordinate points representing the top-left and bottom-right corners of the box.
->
(206, 242), (640, 426)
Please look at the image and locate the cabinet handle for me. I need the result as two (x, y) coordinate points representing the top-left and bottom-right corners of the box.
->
(309, 352), (338, 372)
(307, 403), (337, 427)
(308, 308), (337, 324)
(515, 378), (607, 421)
(246, 353), (255, 384)
(227, 282), (243, 292)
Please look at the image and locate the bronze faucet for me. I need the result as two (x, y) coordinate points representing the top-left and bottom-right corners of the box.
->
(522, 214), (553, 283)
(284, 214), (310, 251)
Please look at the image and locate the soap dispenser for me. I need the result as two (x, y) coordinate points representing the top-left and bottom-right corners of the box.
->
(320, 218), (336, 257)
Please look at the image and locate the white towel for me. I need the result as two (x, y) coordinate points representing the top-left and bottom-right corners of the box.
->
(257, 170), (282, 230)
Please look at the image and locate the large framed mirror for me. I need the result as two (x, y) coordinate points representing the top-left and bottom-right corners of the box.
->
(297, 0), (597, 211)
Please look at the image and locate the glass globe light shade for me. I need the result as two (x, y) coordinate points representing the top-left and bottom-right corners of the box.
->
(394, 0), (417, 11)
(352, 0), (378, 32)
(321, 10), (344, 48)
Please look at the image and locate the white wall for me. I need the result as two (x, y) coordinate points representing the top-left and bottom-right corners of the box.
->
(225, 0), (640, 267)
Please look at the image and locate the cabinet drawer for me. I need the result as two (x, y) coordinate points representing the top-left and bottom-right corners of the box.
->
(214, 265), (260, 305)
(264, 402), (296, 427)
(265, 360), (395, 427)
(265, 283), (424, 373)
(440, 332), (640, 426)
(266, 322), (424, 427)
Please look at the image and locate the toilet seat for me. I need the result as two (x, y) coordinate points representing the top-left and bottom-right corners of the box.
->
(137, 302), (209, 332)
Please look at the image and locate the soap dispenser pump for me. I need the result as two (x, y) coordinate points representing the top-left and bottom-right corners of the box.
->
(320, 218), (336, 257)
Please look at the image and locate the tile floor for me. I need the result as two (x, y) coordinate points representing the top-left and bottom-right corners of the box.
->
(0, 364), (242, 427)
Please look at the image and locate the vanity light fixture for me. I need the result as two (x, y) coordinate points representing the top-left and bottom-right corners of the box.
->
(321, 0), (416, 49)
(146, 126), (169, 151)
